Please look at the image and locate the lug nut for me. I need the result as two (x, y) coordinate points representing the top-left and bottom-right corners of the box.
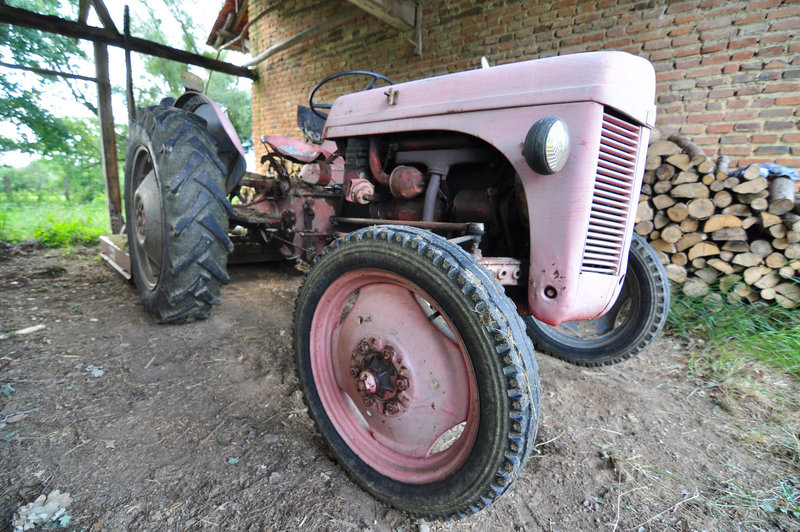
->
(381, 345), (395, 359)
(396, 377), (409, 391)
(384, 402), (399, 415)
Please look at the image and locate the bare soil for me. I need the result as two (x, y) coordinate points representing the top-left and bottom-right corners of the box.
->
(0, 244), (797, 531)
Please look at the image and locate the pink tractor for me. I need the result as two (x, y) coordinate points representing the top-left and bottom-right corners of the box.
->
(124, 51), (667, 519)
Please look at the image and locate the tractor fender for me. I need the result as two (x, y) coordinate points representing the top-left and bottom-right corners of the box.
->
(174, 91), (246, 194)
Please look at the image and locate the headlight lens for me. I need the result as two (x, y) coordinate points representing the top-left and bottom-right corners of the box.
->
(523, 117), (571, 174)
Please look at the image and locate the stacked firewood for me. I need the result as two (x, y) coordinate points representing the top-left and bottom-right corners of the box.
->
(637, 135), (800, 309)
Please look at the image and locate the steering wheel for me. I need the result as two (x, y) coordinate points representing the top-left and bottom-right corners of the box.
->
(309, 70), (393, 120)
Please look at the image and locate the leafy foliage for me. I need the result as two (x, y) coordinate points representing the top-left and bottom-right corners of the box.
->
(0, 0), (98, 155)
(131, 0), (252, 146)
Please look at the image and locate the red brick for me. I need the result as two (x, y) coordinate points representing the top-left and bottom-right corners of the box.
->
(732, 121), (760, 131)
(776, 95), (800, 105)
(666, 2), (695, 14)
(749, 0), (781, 8)
(765, 83), (800, 93)
(751, 134), (780, 143)
(692, 136), (722, 145)
(675, 58), (701, 69)
(722, 64), (740, 74)
(701, 54), (730, 65)
(767, 6), (800, 18)
(782, 133), (800, 142)
(668, 26), (692, 37)
(707, 124), (734, 133)
(771, 19), (800, 31)
(734, 13), (767, 25)
(687, 112), (724, 123)
(680, 124), (705, 135)
(701, 42), (727, 54)
(720, 146), (752, 156)
(687, 66), (723, 78)
(675, 46), (701, 58)
(754, 97), (777, 107)
(731, 51), (756, 61)
(672, 35), (698, 47)
(762, 32), (793, 45)
(729, 37), (758, 50)
(709, 89), (735, 98)
(674, 13), (703, 24)
(606, 38), (633, 47)
(649, 50), (674, 62)
(644, 38), (672, 51)
(726, 111), (759, 120)
(765, 120), (796, 130)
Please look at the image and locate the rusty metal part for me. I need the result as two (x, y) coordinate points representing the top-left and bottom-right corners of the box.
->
(333, 217), (483, 233)
(389, 165), (425, 199)
(478, 257), (523, 286)
(350, 338), (410, 416)
(368, 136), (390, 186)
(298, 161), (330, 185)
(345, 178), (375, 204)
(370, 198), (426, 221)
(452, 189), (491, 223)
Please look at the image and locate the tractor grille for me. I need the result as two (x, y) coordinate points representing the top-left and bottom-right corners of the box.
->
(582, 111), (642, 275)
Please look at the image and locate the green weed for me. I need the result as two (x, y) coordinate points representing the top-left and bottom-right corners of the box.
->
(0, 198), (108, 247)
(668, 291), (800, 379)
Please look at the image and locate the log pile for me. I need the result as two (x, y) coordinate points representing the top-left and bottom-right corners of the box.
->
(638, 135), (800, 309)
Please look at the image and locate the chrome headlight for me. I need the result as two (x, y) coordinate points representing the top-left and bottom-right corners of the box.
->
(523, 117), (570, 174)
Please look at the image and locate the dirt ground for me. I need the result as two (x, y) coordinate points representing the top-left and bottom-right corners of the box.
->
(0, 243), (798, 531)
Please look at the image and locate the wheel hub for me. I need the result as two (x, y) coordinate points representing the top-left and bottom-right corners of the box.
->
(350, 338), (409, 415)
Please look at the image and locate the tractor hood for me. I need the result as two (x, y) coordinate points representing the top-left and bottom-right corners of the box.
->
(324, 51), (656, 139)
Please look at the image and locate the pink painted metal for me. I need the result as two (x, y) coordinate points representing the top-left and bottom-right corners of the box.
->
(478, 257), (522, 286)
(324, 52), (656, 325)
(310, 270), (479, 483)
(344, 178), (375, 204)
(261, 135), (333, 163)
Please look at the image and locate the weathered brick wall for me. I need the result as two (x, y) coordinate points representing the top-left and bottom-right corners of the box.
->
(249, 0), (799, 168)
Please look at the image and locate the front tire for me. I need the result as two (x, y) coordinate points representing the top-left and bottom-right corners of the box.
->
(124, 105), (233, 323)
(525, 233), (669, 366)
(294, 226), (540, 519)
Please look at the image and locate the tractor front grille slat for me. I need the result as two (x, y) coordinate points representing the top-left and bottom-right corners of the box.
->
(582, 111), (642, 276)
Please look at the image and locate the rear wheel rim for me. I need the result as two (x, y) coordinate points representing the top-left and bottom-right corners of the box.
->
(310, 269), (479, 484)
(129, 146), (163, 290)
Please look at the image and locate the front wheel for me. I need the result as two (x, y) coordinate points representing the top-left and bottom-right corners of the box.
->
(525, 233), (669, 366)
(294, 226), (539, 519)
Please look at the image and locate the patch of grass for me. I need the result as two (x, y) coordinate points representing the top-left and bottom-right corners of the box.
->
(668, 291), (800, 379)
(0, 198), (108, 247)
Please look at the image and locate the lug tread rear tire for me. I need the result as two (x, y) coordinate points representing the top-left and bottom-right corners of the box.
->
(125, 105), (233, 324)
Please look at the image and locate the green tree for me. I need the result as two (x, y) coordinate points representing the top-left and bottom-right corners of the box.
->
(0, 0), (99, 156)
(132, 0), (252, 146)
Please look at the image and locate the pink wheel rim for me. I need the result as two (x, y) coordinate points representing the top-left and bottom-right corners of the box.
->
(310, 269), (479, 484)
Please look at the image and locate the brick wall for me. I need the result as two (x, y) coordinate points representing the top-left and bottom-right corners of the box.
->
(249, 0), (800, 169)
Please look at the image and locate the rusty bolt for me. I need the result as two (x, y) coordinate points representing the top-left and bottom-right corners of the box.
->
(384, 402), (400, 415)
(381, 345), (395, 360)
(349, 365), (360, 379)
(357, 340), (370, 355)
(396, 377), (409, 391)
(362, 396), (374, 407)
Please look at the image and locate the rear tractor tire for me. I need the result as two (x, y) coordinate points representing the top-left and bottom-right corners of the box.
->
(294, 225), (540, 519)
(124, 105), (233, 323)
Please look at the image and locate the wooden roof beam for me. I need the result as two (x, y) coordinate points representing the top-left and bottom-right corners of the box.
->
(346, 0), (416, 31)
(0, 4), (257, 79)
